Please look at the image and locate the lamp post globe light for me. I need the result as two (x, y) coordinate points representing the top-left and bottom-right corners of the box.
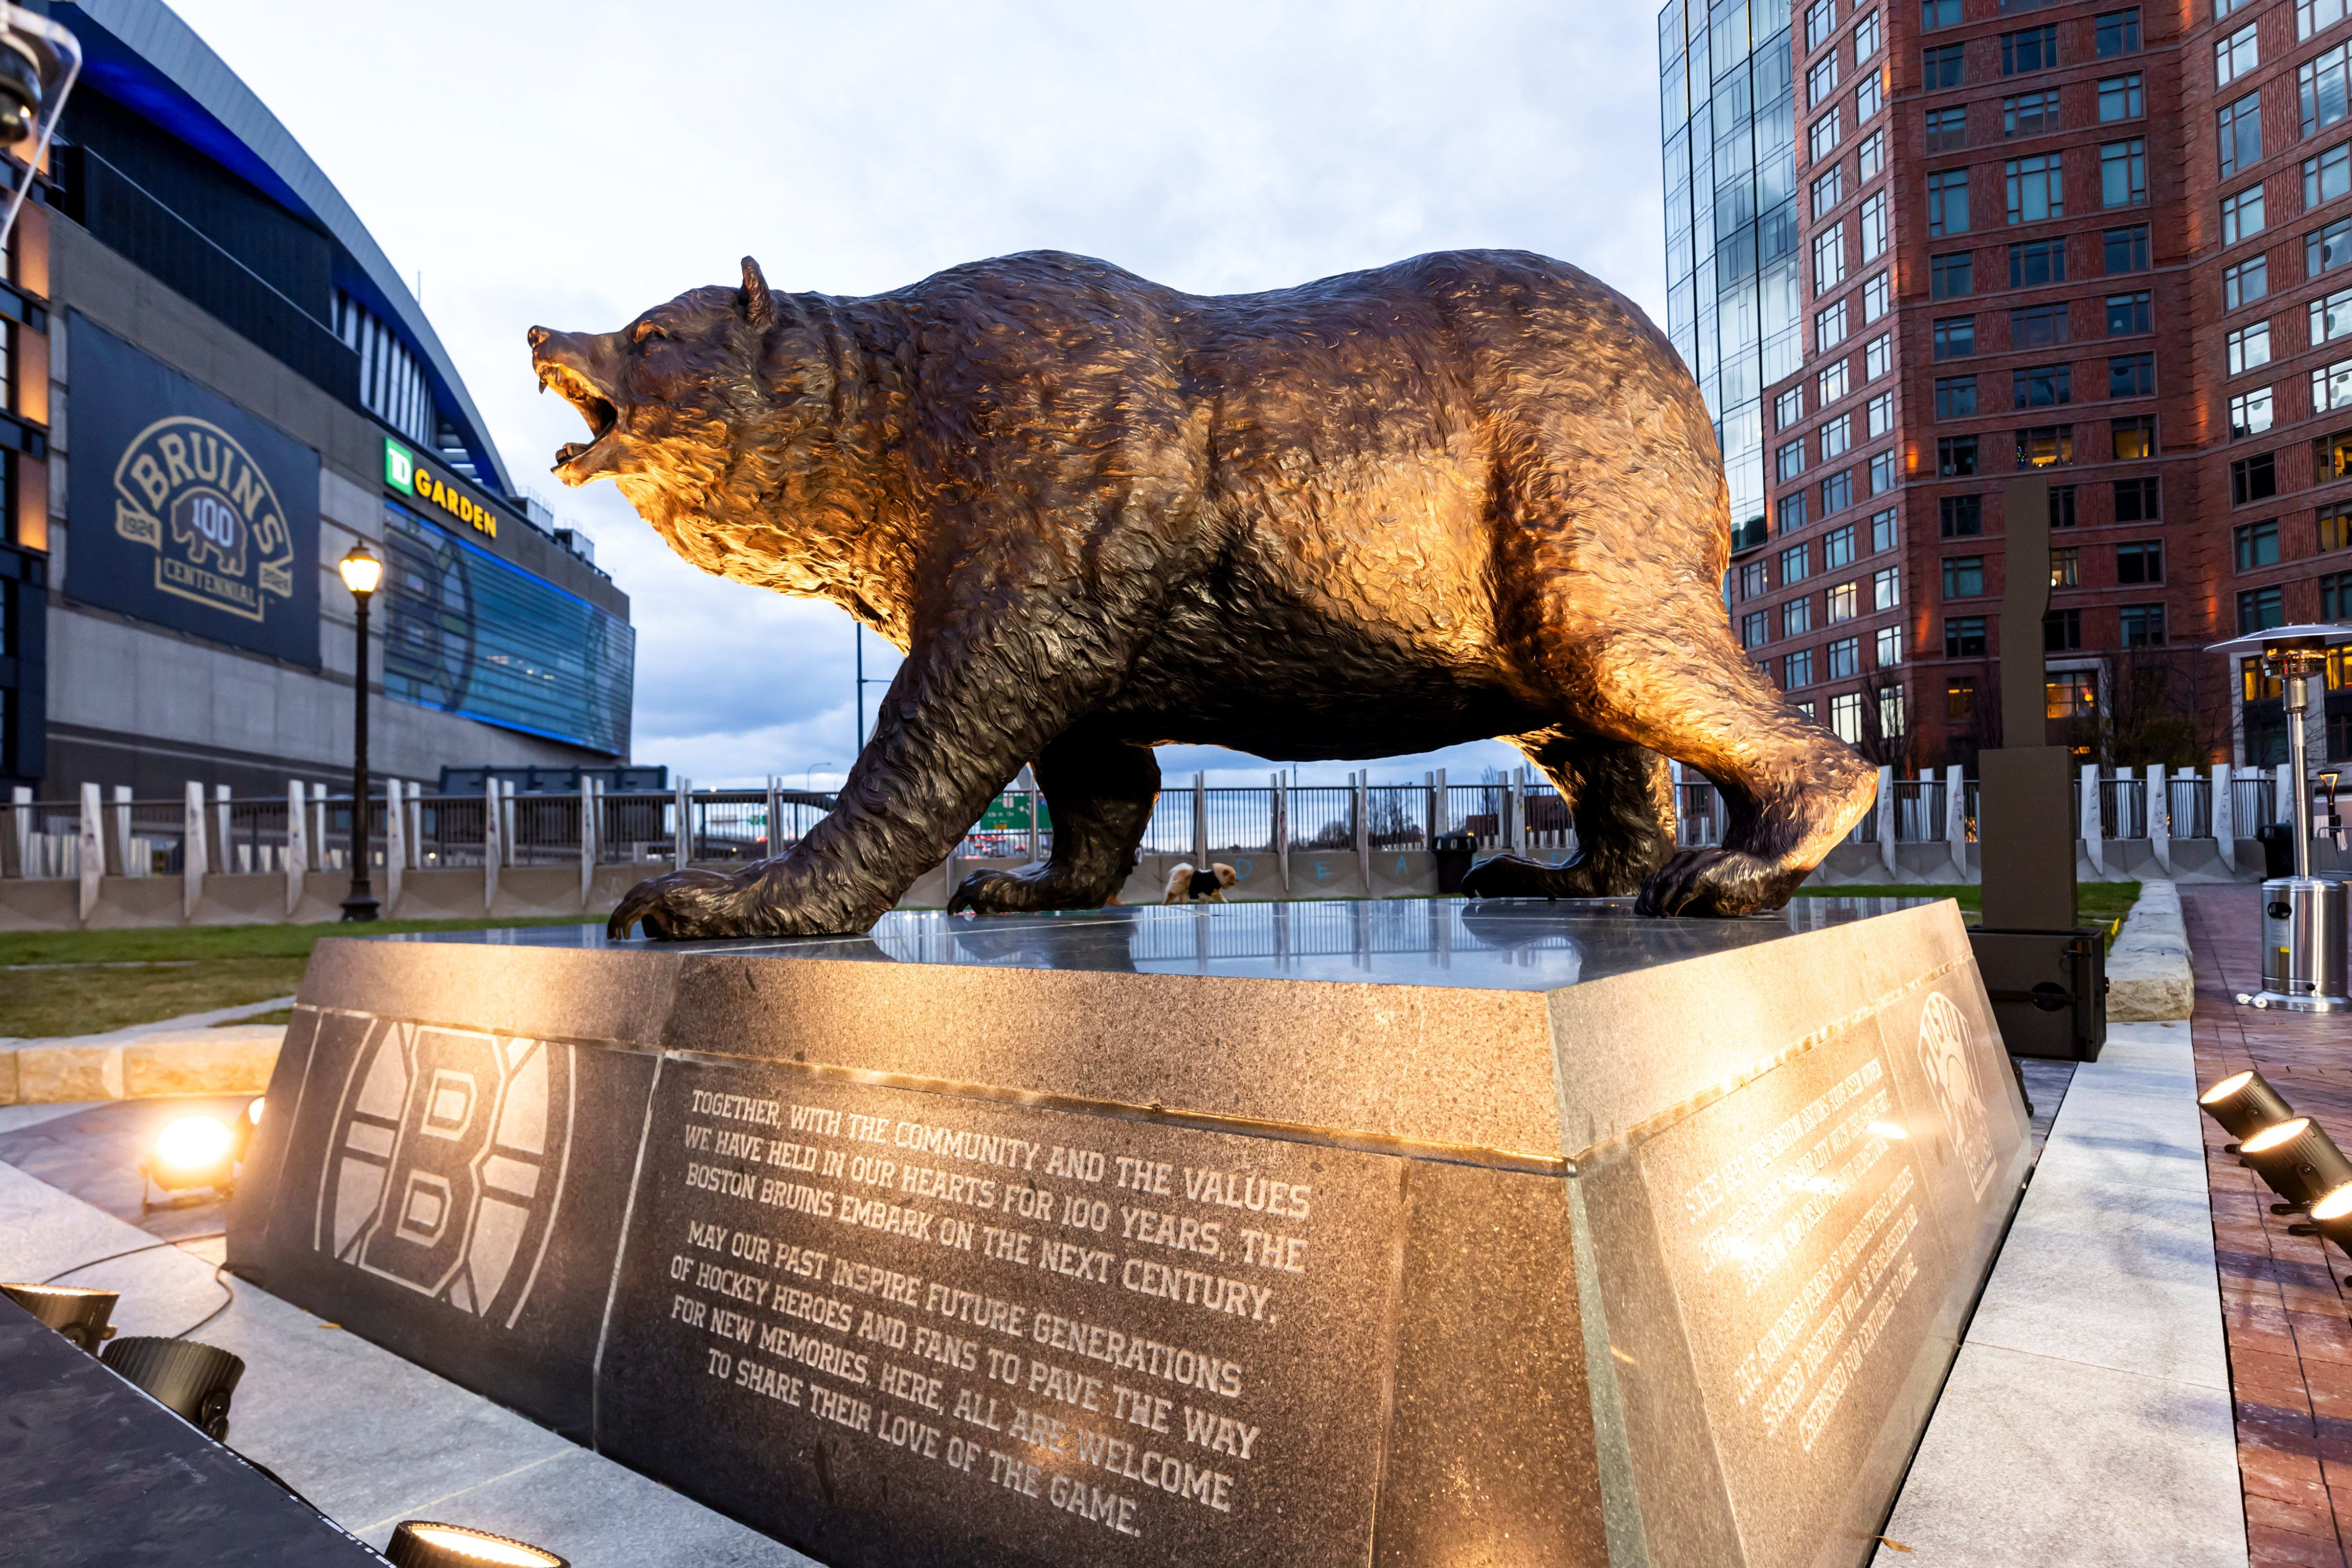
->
(338, 544), (383, 923)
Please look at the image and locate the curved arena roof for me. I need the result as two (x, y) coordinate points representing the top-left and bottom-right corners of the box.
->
(54, 0), (512, 494)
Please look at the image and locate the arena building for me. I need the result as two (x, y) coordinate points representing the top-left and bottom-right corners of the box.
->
(0, 0), (633, 802)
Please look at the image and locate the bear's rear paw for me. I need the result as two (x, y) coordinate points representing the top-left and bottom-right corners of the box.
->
(607, 868), (748, 939)
(947, 865), (1112, 915)
(1457, 854), (1609, 901)
(1634, 848), (1805, 917)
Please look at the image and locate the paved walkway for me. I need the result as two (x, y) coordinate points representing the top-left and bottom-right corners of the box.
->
(2186, 885), (2352, 1568)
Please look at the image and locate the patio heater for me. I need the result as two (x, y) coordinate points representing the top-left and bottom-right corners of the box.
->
(2209, 623), (2351, 1013)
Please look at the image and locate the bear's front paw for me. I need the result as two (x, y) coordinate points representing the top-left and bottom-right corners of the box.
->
(606, 868), (751, 939)
(946, 864), (1110, 915)
(1634, 848), (1803, 917)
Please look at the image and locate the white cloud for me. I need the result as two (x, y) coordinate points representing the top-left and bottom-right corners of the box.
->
(167, 0), (1666, 789)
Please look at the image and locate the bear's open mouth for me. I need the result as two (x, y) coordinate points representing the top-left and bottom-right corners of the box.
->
(540, 362), (618, 466)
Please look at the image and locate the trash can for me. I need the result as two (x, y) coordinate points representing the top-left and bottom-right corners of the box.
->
(1433, 832), (1477, 895)
(2258, 823), (2295, 880)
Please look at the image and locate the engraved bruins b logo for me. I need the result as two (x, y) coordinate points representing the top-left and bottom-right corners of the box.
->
(111, 415), (296, 624)
(1914, 992), (1996, 1202)
(315, 1020), (574, 1326)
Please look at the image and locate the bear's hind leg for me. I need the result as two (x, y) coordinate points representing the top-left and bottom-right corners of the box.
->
(1457, 733), (1674, 900)
(949, 731), (1159, 914)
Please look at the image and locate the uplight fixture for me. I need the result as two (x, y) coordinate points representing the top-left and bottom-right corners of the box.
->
(141, 1113), (237, 1211)
(100, 1336), (243, 1441)
(386, 1521), (569, 1567)
(2310, 1182), (2352, 1282)
(2241, 1117), (2352, 1212)
(2198, 1069), (2295, 1149)
(0, 1282), (117, 1351)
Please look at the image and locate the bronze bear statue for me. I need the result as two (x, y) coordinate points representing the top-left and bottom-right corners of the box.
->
(529, 250), (1875, 939)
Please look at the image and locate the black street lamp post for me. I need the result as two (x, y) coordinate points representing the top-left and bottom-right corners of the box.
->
(338, 544), (382, 922)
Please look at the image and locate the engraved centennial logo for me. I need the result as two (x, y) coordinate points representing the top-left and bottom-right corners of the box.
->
(111, 416), (296, 624)
(314, 1020), (575, 1325)
(1914, 992), (1995, 1201)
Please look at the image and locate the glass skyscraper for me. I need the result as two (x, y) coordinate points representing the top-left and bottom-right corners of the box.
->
(1658, 0), (1797, 549)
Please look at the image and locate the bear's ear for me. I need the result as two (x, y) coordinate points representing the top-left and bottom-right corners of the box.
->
(740, 256), (776, 332)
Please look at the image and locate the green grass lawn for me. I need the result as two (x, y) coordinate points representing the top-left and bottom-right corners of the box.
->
(1796, 881), (2140, 945)
(0, 916), (593, 1040)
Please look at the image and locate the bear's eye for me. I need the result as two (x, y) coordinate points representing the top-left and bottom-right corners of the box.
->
(632, 321), (668, 346)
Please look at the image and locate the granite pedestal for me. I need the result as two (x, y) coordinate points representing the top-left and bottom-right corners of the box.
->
(225, 896), (2028, 1568)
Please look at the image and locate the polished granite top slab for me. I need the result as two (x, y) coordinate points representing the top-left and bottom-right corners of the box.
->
(371, 894), (1946, 993)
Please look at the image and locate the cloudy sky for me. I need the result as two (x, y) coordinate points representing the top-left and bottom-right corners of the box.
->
(172, 0), (1669, 788)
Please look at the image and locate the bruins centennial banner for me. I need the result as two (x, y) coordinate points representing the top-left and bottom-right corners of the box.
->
(66, 313), (322, 667)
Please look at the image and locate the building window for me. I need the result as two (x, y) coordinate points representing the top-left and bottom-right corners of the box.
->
(2232, 451), (2278, 503)
(2105, 291), (2150, 335)
(1820, 358), (1852, 402)
(1812, 164), (1846, 219)
(1823, 469), (1855, 512)
(2314, 216), (2352, 277)
(2002, 25), (2058, 75)
(1807, 0), (1838, 49)
(2095, 9), (2140, 57)
(1857, 10), (1882, 59)
(1828, 580), (1859, 621)
(1823, 415), (1852, 459)
(2299, 0), (2345, 42)
(1778, 439), (1808, 481)
(1944, 556), (1987, 597)
(1827, 525), (1858, 570)
(2115, 603), (2165, 647)
(1817, 299), (1850, 346)
(1948, 678), (1979, 720)
(2051, 484), (2078, 528)
(2323, 570), (2352, 618)
(2017, 424), (2075, 467)
(2225, 255), (2269, 309)
(1809, 53), (1842, 109)
(2318, 358), (2352, 417)
(2047, 672), (2098, 718)
(1786, 598), (1815, 637)
(2221, 94), (2265, 183)
(1929, 253), (1972, 300)
(1829, 690), (1864, 743)
(2013, 303), (2069, 346)
(1876, 624), (1905, 668)
(1866, 334), (1893, 378)
(2229, 320), (2273, 375)
(2115, 476), (2159, 521)
(2320, 504), (2352, 551)
(1867, 394), (1895, 440)
(2306, 42), (2352, 137)
(2238, 584), (2286, 632)
(2230, 387), (2276, 438)
(1923, 0), (1960, 26)
(2005, 89), (2061, 137)
(2100, 140), (2148, 209)
(1785, 648), (1816, 687)
(2310, 143), (2352, 210)
(1857, 67), (1885, 121)
(1924, 43), (1966, 90)
(2014, 363), (2071, 408)
(2098, 73), (2142, 123)
(2109, 353), (2155, 397)
(2220, 185), (2265, 244)
(1782, 543), (1813, 581)
(1869, 449), (1898, 494)
(2103, 224), (2149, 274)
(1781, 492), (1811, 533)
(1860, 193), (1888, 261)
(1871, 508), (1898, 552)
(1874, 565), (1901, 609)
(1742, 610), (1770, 649)
(1863, 271), (1891, 322)
(1815, 223), (1848, 294)
(2052, 545), (2080, 587)
(1939, 435), (1980, 475)
(2007, 154), (2064, 223)
(2045, 608), (2083, 651)
(2235, 518), (2282, 569)
(2117, 540), (2164, 583)
(1936, 375), (1976, 419)
(1741, 559), (1769, 598)
(1812, 108), (1845, 162)
(1945, 616), (1989, 656)
(1940, 494), (1983, 536)
(2218, 24), (2261, 87)
(2113, 416), (2156, 459)
(1775, 386), (1805, 429)
(2317, 289), (2352, 354)
(2319, 425), (2352, 481)
(1860, 128), (1886, 180)
(1929, 169), (1970, 235)
(2009, 238), (2065, 288)
(1827, 637), (1862, 679)
(1927, 106), (1967, 152)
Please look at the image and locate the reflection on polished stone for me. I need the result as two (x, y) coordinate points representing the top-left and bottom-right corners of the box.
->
(394, 894), (1947, 992)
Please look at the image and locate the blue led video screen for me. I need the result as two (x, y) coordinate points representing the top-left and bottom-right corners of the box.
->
(381, 500), (633, 756)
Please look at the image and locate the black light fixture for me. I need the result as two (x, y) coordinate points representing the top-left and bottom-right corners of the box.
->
(386, 1521), (568, 1567)
(102, 1336), (243, 1441)
(338, 543), (383, 923)
(0, 1282), (117, 1351)
(2242, 1117), (2352, 1214)
(2309, 1182), (2352, 1284)
(2198, 1069), (2297, 1152)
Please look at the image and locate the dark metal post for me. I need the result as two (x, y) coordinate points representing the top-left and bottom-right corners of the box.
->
(341, 560), (379, 922)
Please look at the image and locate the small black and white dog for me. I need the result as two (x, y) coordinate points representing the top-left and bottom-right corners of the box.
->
(1163, 862), (1239, 903)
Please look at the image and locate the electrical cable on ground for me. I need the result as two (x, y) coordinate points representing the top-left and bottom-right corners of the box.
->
(40, 1230), (233, 1336)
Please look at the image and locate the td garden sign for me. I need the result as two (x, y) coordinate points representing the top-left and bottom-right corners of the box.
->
(67, 315), (322, 668)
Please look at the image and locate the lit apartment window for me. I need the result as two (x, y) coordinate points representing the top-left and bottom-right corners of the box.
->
(2017, 424), (2075, 467)
(2227, 320), (2272, 374)
(2319, 504), (2352, 551)
(2051, 546), (2079, 587)
(1827, 581), (1859, 620)
(2113, 415), (2155, 459)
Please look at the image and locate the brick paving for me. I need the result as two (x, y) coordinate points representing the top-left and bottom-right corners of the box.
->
(2185, 885), (2352, 1567)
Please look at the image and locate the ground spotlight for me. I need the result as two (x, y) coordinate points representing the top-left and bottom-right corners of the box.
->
(2242, 1117), (2352, 1213)
(386, 1520), (569, 1567)
(141, 1113), (238, 1210)
(101, 1335), (243, 1441)
(0, 1282), (118, 1351)
(2311, 1183), (2352, 1284)
(2198, 1069), (2296, 1151)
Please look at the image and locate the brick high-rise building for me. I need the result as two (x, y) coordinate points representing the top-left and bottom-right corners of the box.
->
(1659, 0), (2352, 775)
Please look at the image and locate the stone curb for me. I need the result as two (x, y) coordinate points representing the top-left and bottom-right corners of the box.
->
(0, 1024), (284, 1106)
(2106, 881), (2194, 1023)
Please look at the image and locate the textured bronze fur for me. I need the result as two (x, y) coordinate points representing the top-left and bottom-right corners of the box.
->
(528, 250), (1875, 939)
